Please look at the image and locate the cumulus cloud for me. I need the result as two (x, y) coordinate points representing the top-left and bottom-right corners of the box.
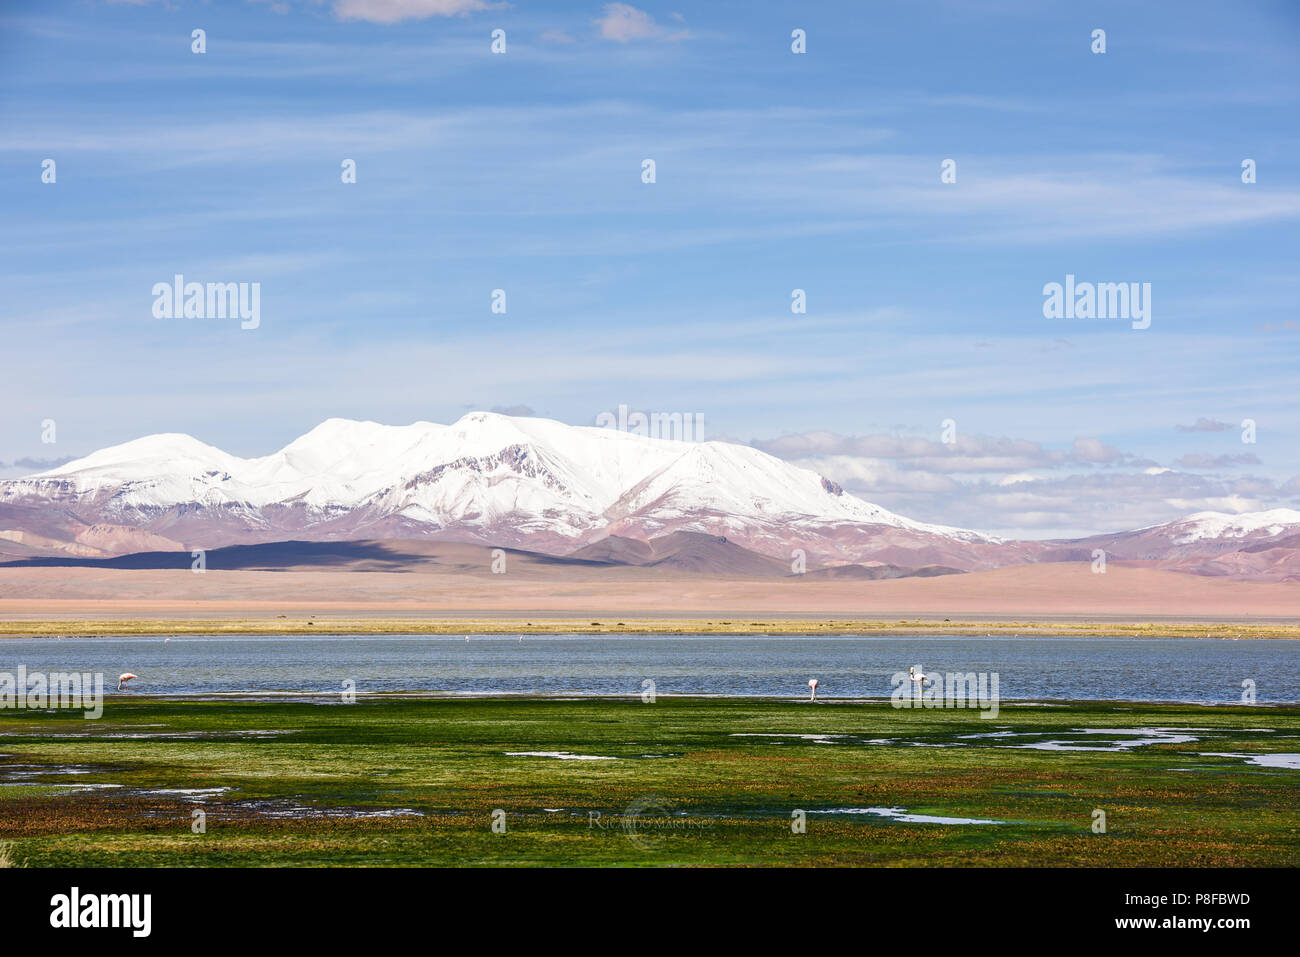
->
(594, 3), (689, 42)
(332, 0), (493, 25)
(750, 429), (1285, 537)
(1068, 436), (1121, 464)
(854, 470), (1290, 539)
(789, 454), (961, 494)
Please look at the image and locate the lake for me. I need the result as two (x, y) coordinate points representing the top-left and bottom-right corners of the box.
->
(1, 634), (1297, 703)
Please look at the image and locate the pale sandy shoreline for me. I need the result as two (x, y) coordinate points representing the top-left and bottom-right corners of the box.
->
(1, 561), (1297, 636)
(4, 612), (1299, 639)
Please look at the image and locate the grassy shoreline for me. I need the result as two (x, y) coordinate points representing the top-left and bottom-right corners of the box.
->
(3, 617), (1300, 638)
(1, 696), (1296, 867)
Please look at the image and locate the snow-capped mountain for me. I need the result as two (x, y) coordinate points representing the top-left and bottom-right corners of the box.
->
(1045, 507), (1300, 581)
(2, 413), (1298, 579)
(0, 412), (1003, 566)
(1158, 509), (1300, 545)
(1057, 507), (1300, 559)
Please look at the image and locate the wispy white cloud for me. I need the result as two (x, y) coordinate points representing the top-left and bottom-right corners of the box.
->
(1174, 453), (1262, 469)
(331, 0), (495, 25)
(6, 105), (1295, 249)
(1176, 417), (1234, 432)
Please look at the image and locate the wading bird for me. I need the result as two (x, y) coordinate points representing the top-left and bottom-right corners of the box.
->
(117, 673), (137, 691)
(908, 666), (930, 688)
(808, 678), (819, 701)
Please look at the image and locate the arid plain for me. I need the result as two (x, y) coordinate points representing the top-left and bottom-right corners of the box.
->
(2, 540), (1298, 635)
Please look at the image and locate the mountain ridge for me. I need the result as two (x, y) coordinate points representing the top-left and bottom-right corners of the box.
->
(2, 412), (1298, 579)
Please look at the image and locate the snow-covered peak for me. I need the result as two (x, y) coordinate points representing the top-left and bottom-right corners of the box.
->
(2, 414), (996, 548)
(28, 433), (243, 493)
(1169, 508), (1300, 543)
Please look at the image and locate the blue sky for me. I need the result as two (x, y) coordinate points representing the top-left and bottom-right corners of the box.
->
(2, 0), (1298, 537)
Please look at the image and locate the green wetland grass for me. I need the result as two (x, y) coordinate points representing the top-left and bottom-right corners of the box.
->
(0, 696), (1296, 867)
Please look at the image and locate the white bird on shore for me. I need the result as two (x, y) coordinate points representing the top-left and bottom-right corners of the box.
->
(117, 673), (137, 691)
(808, 678), (819, 701)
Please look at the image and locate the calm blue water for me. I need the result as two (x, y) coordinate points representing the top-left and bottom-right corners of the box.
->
(1, 635), (1297, 703)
